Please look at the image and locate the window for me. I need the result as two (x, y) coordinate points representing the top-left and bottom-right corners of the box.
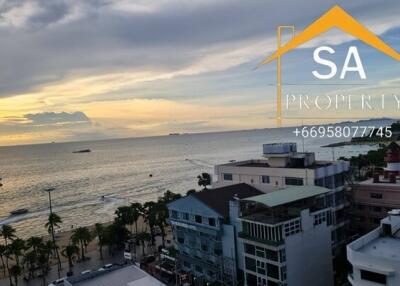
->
(244, 243), (255, 255)
(265, 249), (278, 261)
(195, 215), (202, 223)
(262, 176), (270, 184)
(360, 270), (386, 284)
(208, 218), (216, 226)
(171, 210), (178, 219)
(255, 246), (265, 258)
(267, 263), (279, 280)
(223, 173), (233, 181)
(370, 193), (383, 199)
(246, 273), (257, 285)
(285, 177), (303, 186)
(256, 260), (266, 275)
(245, 257), (256, 272)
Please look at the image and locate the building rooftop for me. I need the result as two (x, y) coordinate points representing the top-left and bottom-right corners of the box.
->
(192, 183), (263, 217)
(242, 186), (330, 207)
(219, 159), (334, 169)
(65, 265), (165, 286)
(354, 178), (400, 188)
(359, 235), (400, 262)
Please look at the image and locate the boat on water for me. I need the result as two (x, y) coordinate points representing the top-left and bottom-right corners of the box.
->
(10, 208), (28, 216)
(72, 149), (91, 153)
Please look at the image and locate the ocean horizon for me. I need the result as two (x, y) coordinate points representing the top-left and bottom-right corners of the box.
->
(0, 118), (394, 238)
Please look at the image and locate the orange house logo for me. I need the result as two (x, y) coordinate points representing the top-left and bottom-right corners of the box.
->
(258, 5), (400, 126)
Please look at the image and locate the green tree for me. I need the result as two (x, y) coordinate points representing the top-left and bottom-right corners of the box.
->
(135, 232), (151, 256)
(0, 244), (7, 277)
(45, 213), (62, 276)
(197, 173), (211, 190)
(0, 224), (16, 286)
(61, 244), (79, 274)
(130, 203), (142, 235)
(9, 238), (25, 268)
(142, 202), (157, 245)
(71, 227), (92, 261)
(93, 223), (105, 260)
(37, 241), (53, 286)
(115, 206), (135, 234)
(9, 265), (21, 286)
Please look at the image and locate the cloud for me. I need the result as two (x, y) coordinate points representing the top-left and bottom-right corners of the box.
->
(0, 0), (399, 145)
(0, 0), (398, 98)
(24, 111), (91, 125)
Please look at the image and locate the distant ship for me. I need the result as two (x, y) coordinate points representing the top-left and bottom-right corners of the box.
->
(73, 149), (91, 153)
(10, 208), (28, 216)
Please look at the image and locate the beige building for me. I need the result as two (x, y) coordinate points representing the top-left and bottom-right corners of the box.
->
(349, 142), (400, 235)
(213, 143), (350, 249)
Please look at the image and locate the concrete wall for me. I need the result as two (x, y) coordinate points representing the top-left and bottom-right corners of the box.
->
(285, 210), (334, 286)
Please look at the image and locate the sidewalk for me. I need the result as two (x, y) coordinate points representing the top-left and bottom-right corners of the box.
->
(0, 249), (124, 286)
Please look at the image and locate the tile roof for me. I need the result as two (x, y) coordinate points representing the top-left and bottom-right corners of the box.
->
(192, 183), (263, 217)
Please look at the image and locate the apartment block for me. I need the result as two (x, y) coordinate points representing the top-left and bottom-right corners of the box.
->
(349, 142), (400, 234)
(213, 143), (349, 248)
(347, 210), (400, 286)
(237, 185), (334, 286)
(167, 183), (263, 285)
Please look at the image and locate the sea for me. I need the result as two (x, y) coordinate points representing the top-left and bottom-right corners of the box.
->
(0, 119), (395, 238)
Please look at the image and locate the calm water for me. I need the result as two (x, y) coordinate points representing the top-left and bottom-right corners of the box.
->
(0, 122), (391, 237)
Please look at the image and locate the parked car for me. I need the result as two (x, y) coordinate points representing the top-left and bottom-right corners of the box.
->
(98, 264), (113, 271)
(48, 277), (66, 286)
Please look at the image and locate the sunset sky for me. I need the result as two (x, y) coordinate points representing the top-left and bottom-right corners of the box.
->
(0, 0), (399, 146)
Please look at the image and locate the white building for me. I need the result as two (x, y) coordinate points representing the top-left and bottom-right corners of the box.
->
(237, 186), (334, 286)
(347, 209), (400, 286)
(64, 264), (165, 286)
(213, 143), (349, 248)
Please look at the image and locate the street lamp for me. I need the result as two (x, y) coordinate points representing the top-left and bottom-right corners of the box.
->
(43, 187), (61, 278)
(44, 187), (55, 214)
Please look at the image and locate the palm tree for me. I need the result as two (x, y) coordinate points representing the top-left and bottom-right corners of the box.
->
(61, 244), (79, 275)
(0, 244), (6, 277)
(9, 238), (25, 268)
(0, 224), (16, 286)
(71, 227), (92, 261)
(142, 202), (157, 245)
(115, 206), (135, 234)
(45, 213), (62, 276)
(23, 250), (37, 280)
(135, 232), (151, 256)
(26, 237), (43, 255)
(154, 201), (169, 247)
(93, 224), (105, 260)
(9, 265), (21, 286)
(160, 191), (182, 204)
(37, 242), (52, 286)
(197, 173), (211, 190)
(130, 203), (142, 235)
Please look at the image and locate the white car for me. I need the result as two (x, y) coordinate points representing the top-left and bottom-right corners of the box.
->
(98, 264), (113, 271)
(48, 277), (66, 286)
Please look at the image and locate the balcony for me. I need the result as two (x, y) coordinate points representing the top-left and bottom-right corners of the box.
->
(238, 231), (284, 247)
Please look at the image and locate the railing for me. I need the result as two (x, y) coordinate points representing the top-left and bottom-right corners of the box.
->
(238, 231), (284, 246)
